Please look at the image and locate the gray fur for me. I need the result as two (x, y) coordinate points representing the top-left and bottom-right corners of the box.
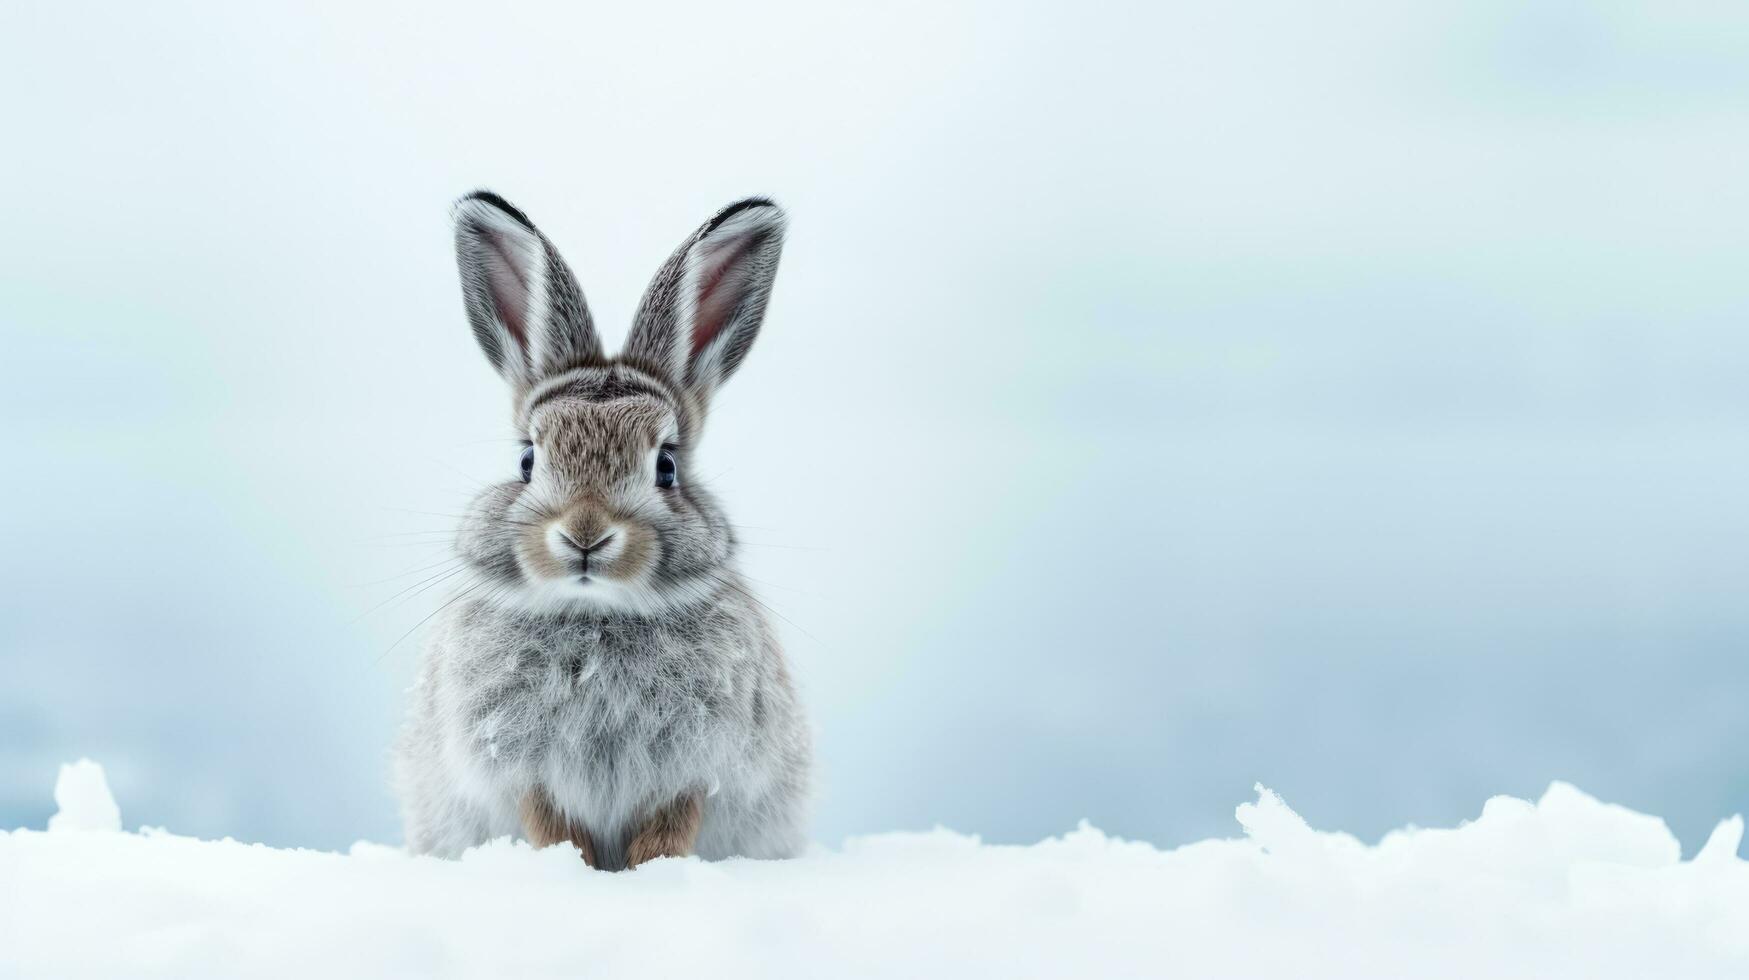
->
(396, 194), (809, 869)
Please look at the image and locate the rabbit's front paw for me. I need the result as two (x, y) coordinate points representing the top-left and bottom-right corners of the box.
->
(626, 793), (702, 868)
(520, 786), (598, 867)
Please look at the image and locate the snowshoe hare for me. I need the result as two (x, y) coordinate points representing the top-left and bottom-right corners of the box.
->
(395, 192), (810, 869)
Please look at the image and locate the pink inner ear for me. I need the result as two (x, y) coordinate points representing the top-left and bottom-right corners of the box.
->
(483, 229), (531, 351)
(690, 255), (739, 356)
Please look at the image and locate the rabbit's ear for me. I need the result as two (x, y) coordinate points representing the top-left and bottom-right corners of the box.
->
(453, 191), (603, 390)
(622, 198), (786, 405)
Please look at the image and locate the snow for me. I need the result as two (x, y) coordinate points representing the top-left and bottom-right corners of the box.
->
(44, 758), (120, 833)
(3, 764), (1747, 979)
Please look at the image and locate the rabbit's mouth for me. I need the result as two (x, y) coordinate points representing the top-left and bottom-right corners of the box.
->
(539, 521), (655, 583)
(554, 528), (618, 580)
(506, 517), (663, 609)
(508, 573), (669, 618)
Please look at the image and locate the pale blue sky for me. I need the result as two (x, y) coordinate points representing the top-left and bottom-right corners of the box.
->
(3, 0), (1747, 853)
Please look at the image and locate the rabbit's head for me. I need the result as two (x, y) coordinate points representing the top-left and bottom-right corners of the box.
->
(449, 192), (785, 614)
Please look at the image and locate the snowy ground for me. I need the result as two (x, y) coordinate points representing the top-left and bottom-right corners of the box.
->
(3, 762), (1747, 979)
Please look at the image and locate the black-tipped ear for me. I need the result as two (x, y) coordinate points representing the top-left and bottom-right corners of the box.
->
(622, 198), (786, 406)
(453, 191), (602, 390)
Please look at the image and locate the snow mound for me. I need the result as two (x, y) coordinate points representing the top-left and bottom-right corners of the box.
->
(3, 765), (1747, 979)
(45, 758), (121, 833)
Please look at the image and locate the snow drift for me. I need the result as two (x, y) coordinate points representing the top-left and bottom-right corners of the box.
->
(3, 761), (1746, 979)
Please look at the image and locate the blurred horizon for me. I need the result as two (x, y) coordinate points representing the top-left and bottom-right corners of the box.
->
(3, 0), (1747, 854)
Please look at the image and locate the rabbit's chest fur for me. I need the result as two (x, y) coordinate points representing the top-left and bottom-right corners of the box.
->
(406, 592), (800, 859)
(450, 607), (751, 793)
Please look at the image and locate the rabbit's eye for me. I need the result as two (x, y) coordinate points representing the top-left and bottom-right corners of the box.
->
(519, 445), (535, 483)
(655, 448), (678, 489)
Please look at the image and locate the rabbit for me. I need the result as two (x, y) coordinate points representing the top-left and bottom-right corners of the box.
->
(394, 191), (811, 870)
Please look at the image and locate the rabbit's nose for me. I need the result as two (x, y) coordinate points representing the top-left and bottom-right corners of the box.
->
(550, 523), (622, 576)
(560, 530), (615, 557)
